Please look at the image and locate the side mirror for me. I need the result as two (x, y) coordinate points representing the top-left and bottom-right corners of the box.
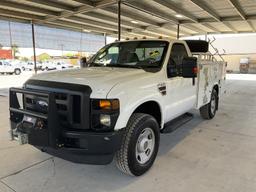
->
(182, 57), (197, 78)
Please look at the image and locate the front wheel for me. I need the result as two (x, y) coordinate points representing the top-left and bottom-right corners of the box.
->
(200, 89), (218, 119)
(115, 113), (160, 176)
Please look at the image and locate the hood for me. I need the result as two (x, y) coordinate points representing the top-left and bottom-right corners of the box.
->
(29, 67), (147, 97)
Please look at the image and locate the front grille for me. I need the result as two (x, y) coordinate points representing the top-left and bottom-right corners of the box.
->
(25, 94), (48, 114)
(24, 80), (92, 130)
(55, 93), (82, 129)
(24, 91), (85, 130)
(55, 92), (69, 126)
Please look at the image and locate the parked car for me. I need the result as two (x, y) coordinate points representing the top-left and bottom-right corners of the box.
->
(55, 61), (73, 70)
(23, 62), (42, 71)
(0, 60), (22, 75)
(9, 39), (226, 176)
(41, 61), (56, 71)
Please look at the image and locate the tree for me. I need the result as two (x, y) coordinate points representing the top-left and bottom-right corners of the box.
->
(38, 53), (51, 62)
(0, 44), (3, 49)
(11, 44), (19, 59)
(20, 57), (29, 62)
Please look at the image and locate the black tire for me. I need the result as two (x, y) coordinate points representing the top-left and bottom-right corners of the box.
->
(14, 68), (21, 75)
(200, 88), (218, 119)
(115, 113), (160, 176)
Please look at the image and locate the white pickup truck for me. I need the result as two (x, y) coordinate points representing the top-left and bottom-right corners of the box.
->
(9, 39), (226, 176)
(0, 60), (22, 75)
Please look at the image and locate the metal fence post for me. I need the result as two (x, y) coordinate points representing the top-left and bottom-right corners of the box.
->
(118, 0), (121, 41)
(31, 22), (37, 74)
(177, 24), (180, 39)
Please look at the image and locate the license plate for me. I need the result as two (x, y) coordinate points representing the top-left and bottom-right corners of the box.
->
(23, 115), (37, 124)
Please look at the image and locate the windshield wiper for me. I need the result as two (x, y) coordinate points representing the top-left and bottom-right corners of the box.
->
(106, 64), (143, 69)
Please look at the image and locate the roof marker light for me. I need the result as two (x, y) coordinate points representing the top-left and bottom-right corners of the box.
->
(175, 14), (183, 18)
(131, 20), (139, 24)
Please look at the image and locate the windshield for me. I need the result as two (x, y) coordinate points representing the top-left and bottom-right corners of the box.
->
(89, 40), (169, 69)
(3, 62), (11, 66)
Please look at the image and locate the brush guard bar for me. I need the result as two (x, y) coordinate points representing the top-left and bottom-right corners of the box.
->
(9, 87), (61, 147)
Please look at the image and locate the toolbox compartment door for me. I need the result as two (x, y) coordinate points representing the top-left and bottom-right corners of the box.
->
(196, 60), (226, 109)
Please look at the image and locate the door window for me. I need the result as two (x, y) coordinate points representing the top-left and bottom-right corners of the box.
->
(167, 43), (188, 78)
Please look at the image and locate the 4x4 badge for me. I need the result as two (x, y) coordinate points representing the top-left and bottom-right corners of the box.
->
(158, 83), (166, 96)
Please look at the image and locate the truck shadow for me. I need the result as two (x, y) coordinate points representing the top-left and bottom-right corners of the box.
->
(158, 110), (205, 156)
(46, 110), (205, 191)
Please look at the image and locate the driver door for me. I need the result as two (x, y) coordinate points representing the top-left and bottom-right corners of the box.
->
(164, 43), (197, 122)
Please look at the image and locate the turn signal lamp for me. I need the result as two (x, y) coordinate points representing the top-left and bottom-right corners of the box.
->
(99, 99), (119, 110)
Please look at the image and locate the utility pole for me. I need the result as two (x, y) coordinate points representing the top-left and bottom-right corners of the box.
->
(79, 29), (83, 57)
(104, 33), (107, 45)
(59, 44), (64, 57)
(8, 21), (13, 59)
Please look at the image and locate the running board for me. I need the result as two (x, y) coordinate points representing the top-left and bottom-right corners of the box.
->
(161, 113), (193, 134)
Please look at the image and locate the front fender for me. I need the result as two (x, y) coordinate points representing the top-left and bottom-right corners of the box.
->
(108, 88), (165, 130)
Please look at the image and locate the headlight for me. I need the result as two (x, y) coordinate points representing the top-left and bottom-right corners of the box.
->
(100, 114), (111, 127)
(91, 99), (120, 131)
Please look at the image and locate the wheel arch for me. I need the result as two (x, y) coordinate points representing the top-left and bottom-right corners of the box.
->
(213, 84), (219, 110)
(213, 84), (219, 96)
(132, 100), (162, 129)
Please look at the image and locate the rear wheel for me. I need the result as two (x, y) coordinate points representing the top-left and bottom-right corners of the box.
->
(200, 88), (218, 119)
(115, 113), (160, 176)
(14, 68), (21, 75)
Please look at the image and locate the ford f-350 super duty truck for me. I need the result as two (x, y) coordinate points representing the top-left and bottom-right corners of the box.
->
(9, 39), (226, 176)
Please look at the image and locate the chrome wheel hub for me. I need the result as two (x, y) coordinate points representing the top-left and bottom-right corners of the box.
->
(135, 128), (155, 164)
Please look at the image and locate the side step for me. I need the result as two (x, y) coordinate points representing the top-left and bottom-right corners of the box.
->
(161, 113), (193, 134)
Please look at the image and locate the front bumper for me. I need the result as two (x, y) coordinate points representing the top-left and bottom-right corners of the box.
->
(37, 130), (124, 164)
(9, 86), (123, 165)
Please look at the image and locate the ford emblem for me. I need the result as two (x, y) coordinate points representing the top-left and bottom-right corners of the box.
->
(37, 100), (48, 108)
